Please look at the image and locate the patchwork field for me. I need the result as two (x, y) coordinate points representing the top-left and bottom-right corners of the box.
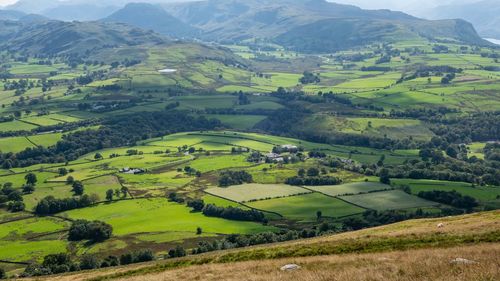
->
(340, 190), (440, 211)
(205, 184), (311, 203)
(308, 182), (392, 197)
(247, 193), (366, 221)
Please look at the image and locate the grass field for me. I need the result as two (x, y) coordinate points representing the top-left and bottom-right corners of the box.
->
(0, 136), (35, 153)
(0, 120), (38, 132)
(247, 193), (365, 221)
(308, 182), (392, 197)
(0, 216), (69, 262)
(205, 183), (311, 203)
(27, 133), (63, 148)
(63, 198), (275, 236)
(340, 190), (440, 211)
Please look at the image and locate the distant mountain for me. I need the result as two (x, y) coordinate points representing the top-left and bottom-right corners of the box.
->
(0, 20), (169, 56)
(164, 0), (490, 52)
(5, 0), (59, 14)
(104, 3), (200, 38)
(427, 0), (500, 39)
(43, 4), (120, 21)
(0, 9), (25, 20)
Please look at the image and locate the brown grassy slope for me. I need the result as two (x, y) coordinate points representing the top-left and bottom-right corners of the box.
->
(121, 244), (500, 281)
(27, 211), (500, 281)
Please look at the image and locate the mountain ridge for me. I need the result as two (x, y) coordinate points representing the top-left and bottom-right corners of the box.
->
(103, 3), (200, 38)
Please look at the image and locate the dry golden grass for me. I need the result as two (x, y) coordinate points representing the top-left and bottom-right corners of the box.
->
(24, 211), (500, 281)
(119, 244), (500, 281)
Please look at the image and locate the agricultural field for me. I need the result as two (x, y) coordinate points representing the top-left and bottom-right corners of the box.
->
(205, 184), (311, 203)
(340, 190), (440, 211)
(247, 193), (365, 221)
(0, 18), (499, 279)
(308, 182), (392, 197)
(63, 198), (274, 237)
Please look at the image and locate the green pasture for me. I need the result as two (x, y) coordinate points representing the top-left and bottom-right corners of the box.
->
(8, 64), (59, 75)
(0, 136), (35, 153)
(308, 182), (391, 197)
(467, 142), (486, 159)
(0, 217), (68, 240)
(247, 193), (365, 221)
(63, 198), (275, 236)
(27, 133), (63, 148)
(340, 190), (439, 211)
(0, 120), (38, 132)
(0, 240), (68, 262)
(119, 171), (194, 190)
(20, 116), (62, 127)
(189, 154), (253, 172)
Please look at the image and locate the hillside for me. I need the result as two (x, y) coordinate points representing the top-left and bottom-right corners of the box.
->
(29, 211), (500, 280)
(104, 3), (200, 38)
(0, 20), (169, 56)
(164, 0), (490, 52)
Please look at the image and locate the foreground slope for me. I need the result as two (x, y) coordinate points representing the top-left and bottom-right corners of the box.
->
(32, 211), (500, 281)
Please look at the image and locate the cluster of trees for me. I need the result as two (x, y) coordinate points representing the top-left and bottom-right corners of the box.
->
(68, 220), (113, 241)
(418, 190), (478, 210)
(202, 204), (265, 222)
(285, 167), (341, 186)
(118, 249), (154, 265)
(0, 182), (25, 212)
(0, 111), (222, 168)
(299, 71), (320, 84)
(485, 143), (500, 162)
(20, 249), (154, 277)
(193, 223), (342, 255)
(286, 176), (341, 186)
(218, 170), (253, 187)
(343, 209), (433, 230)
(272, 145), (301, 154)
(308, 151), (327, 158)
(34, 195), (98, 215)
(187, 199), (205, 212)
(237, 91), (250, 105)
(430, 113), (500, 144)
(441, 73), (456, 84)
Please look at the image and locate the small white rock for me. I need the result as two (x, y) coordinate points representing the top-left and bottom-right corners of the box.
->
(450, 258), (477, 265)
(437, 223), (444, 228)
(280, 264), (301, 271)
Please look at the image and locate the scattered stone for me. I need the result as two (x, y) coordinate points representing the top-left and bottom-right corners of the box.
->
(281, 264), (301, 271)
(450, 258), (477, 265)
